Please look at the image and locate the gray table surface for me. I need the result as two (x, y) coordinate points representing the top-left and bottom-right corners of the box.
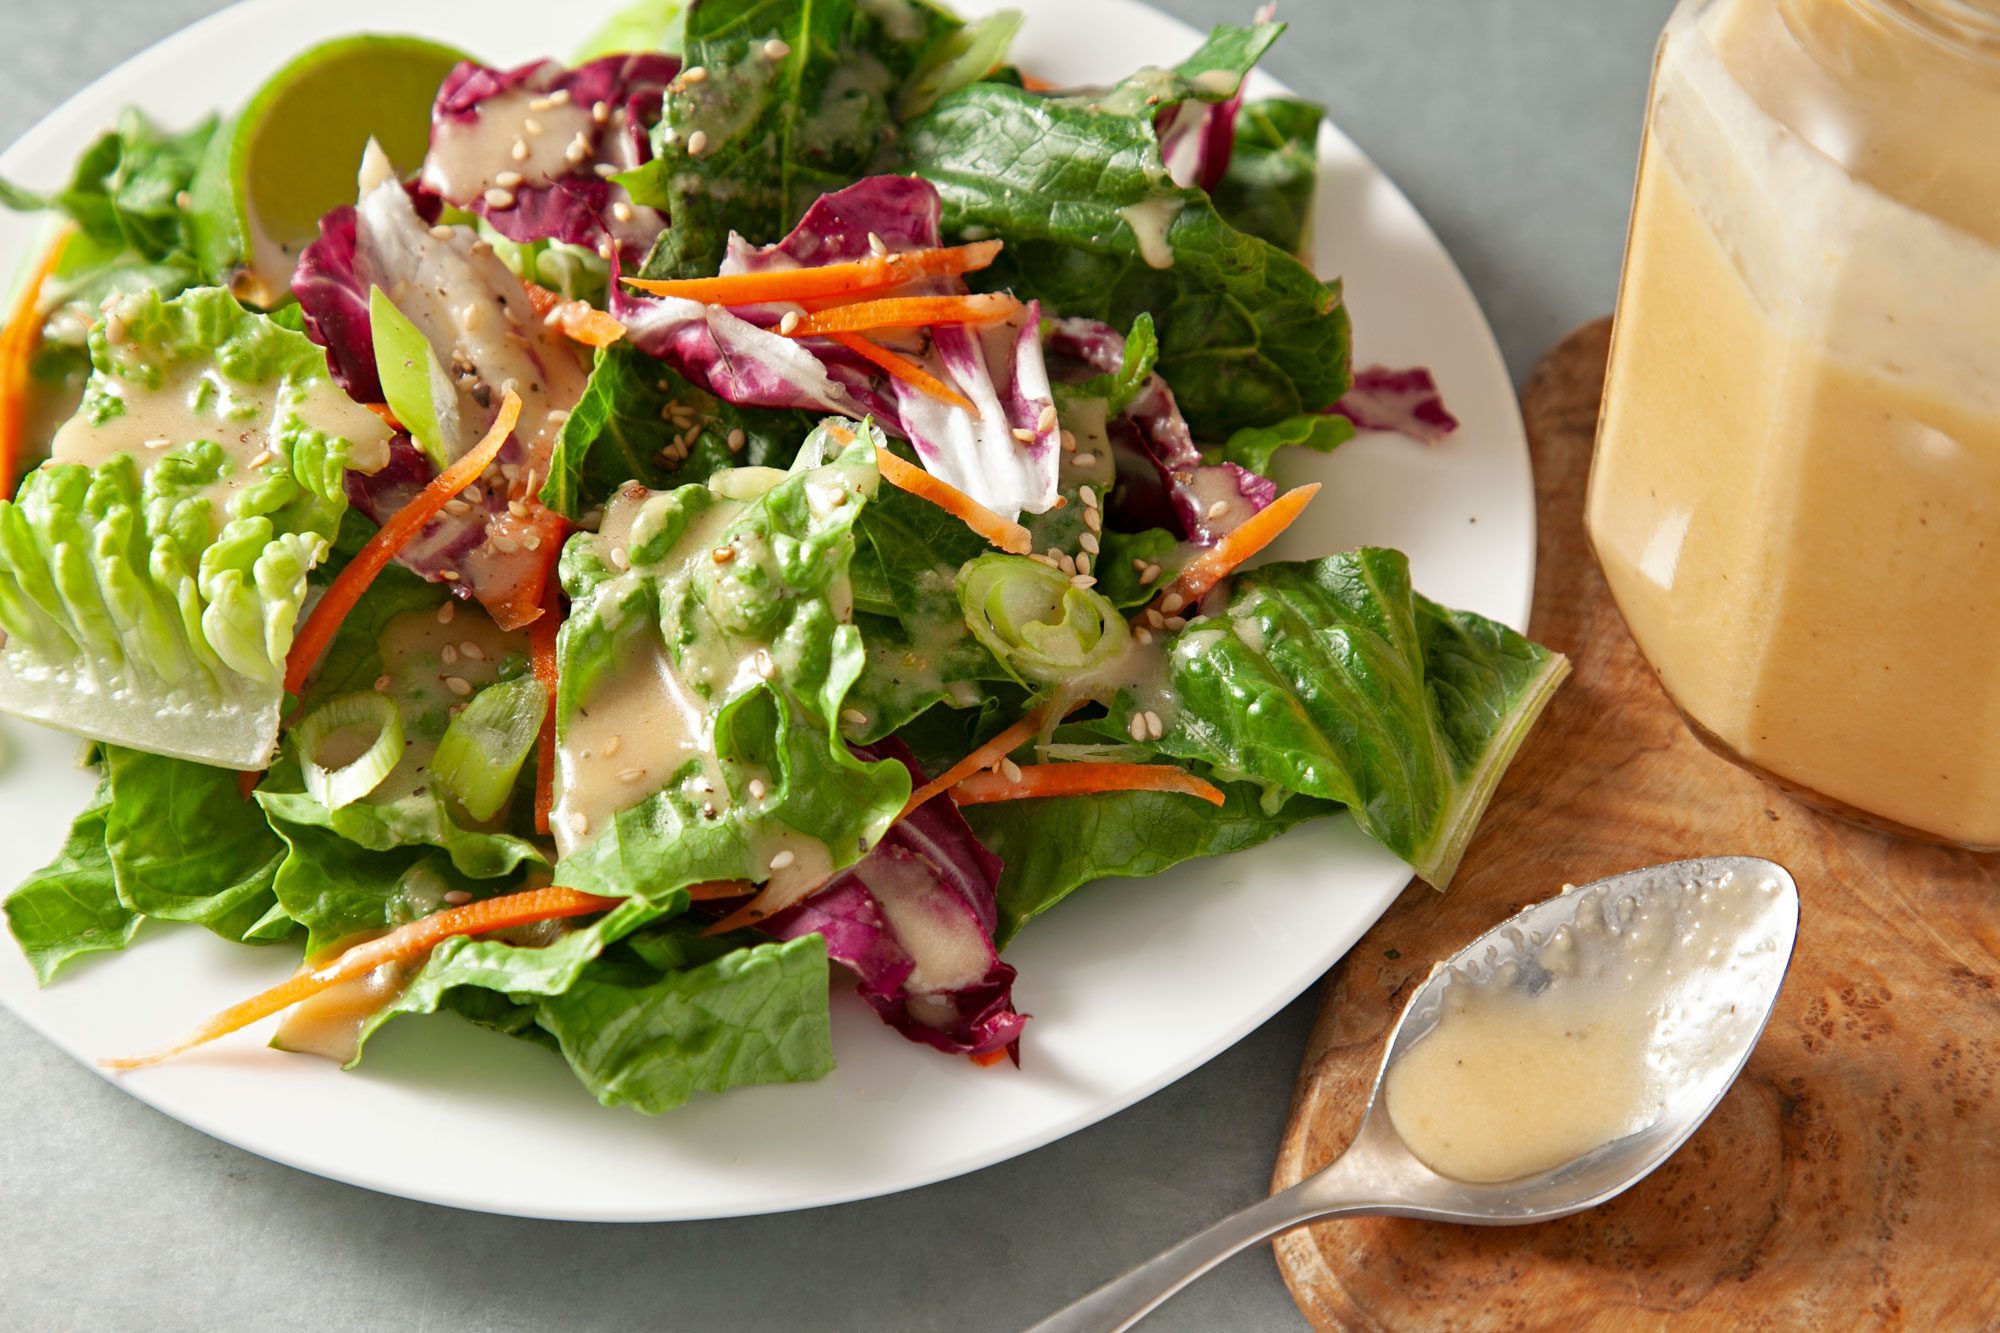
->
(0, 2), (1669, 1328)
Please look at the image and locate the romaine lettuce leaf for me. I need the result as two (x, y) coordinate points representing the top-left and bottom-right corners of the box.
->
(1210, 98), (1323, 257)
(576, 0), (688, 62)
(102, 745), (288, 942)
(1146, 550), (1567, 888)
(1, 776), (138, 983)
(899, 22), (1350, 440)
(0, 286), (388, 768)
(551, 425), (909, 913)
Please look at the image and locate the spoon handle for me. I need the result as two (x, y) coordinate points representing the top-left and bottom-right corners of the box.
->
(1027, 1173), (1378, 1333)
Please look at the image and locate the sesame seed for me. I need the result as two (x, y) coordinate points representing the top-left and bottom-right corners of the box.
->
(1076, 553), (1093, 576)
(591, 100), (610, 123)
(549, 88), (572, 106)
(175, 190), (192, 209)
(1071, 573), (1097, 589)
(778, 310), (801, 335)
(1078, 484), (1098, 510)
(610, 546), (630, 570)
(617, 767), (646, 783)
(1127, 712), (1147, 741)
(523, 116), (545, 136)
(1073, 453), (1098, 468)
(841, 708), (869, 726)
(443, 890), (473, 906)
(1085, 507), (1102, 534)
(1030, 553), (1058, 568)
(566, 131), (592, 164)
(568, 811), (590, 838)
(429, 224), (454, 240)
(748, 778), (767, 801)
(1134, 626), (1153, 645)
(443, 675), (473, 697)
(374, 674), (392, 691)
(439, 569), (461, 582)
(593, 162), (619, 178)
(598, 238), (617, 261)
(769, 849), (796, 871)
(1010, 427), (1035, 443)
(1160, 592), (1186, 615)
(1144, 711), (1164, 740)
(612, 201), (634, 223)
(682, 65), (708, 84)
(1037, 404), (1058, 433)
(1144, 609), (1166, 629)
(462, 302), (484, 331)
(867, 231), (888, 256)
(726, 428), (746, 452)
(495, 170), (525, 189)
(1206, 499), (1229, 520)
(142, 437), (170, 450)
(764, 37), (791, 59)
(1078, 531), (1100, 555)
(459, 641), (485, 661)
(1140, 564), (1160, 584)
(1133, 558), (1147, 572)
(712, 546), (734, 563)
(527, 94), (559, 112)
(248, 449), (274, 469)
(524, 535), (542, 552)
(442, 500), (471, 517)
(441, 644), (460, 666)
(1000, 757), (1023, 783)
(510, 139), (529, 162)
(437, 602), (457, 625)
(1164, 615), (1188, 632)
(1061, 430), (1077, 453)
(485, 187), (516, 209)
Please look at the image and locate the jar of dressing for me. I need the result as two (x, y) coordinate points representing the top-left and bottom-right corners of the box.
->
(1589, 0), (2000, 846)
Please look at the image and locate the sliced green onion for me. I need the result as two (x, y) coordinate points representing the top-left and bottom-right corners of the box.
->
(297, 691), (405, 810)
(432, 674), (546, 822)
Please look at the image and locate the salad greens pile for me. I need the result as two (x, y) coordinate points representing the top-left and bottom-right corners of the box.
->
(0, 0), (1564, 1114)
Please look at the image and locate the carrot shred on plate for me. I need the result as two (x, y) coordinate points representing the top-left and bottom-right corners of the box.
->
(782, 293), (1020, 339)
(830, 331), (972, 411)
(528, 574), (563, 837)
(0, 222), (75, 500)
(620, 242), (1003, 307)
(520, 280), (626, 347)
(1161, 482), (1321, 608)
(949, 761), (1224, 808)
(282, 390), (521, 698)
(102, 885), (622, 1070)
(874, 446), (1030, 555)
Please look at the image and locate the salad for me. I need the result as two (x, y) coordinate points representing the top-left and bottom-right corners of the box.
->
(0, 0), (1567, 1114)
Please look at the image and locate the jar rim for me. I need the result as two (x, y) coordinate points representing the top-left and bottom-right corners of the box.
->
(1850, 0), (2000, 62)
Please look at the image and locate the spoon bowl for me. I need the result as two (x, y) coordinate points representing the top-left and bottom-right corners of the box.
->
(1031, 856), (1800, 1332)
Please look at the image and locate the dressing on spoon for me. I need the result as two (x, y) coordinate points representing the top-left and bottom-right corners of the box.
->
(1384, 870), (1790, 1183)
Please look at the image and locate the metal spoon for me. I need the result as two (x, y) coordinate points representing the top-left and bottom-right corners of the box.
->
(1031, 855), (1800, 1333)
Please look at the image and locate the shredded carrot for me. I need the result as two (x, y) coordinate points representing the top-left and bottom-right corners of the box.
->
(236, 769), (261, 801)
(1161, 482), (1322, 608)
(481, 505), (567, 633)
(520, 280), (626, 347)
(830, 331), (973, 411)
(1020, 73), (1059, 92)
(950, 762), (1224, 808)
(0, 223), (75, 500)
(621, 242), (1003, 307)
(874, 446), (1031, 555)
(971, 1048), (1011, 1067)
(283, 391), (522, 698)
(528, 576), (562, 837)
(903, 708), (1047, 817)
(363, 402), (403, 430)
(102, 885), (621, 1069)
(783, 293), (1020, 339)
(688, 879), (753, 901)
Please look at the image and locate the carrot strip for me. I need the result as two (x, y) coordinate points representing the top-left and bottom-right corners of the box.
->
(1019, 73), (1059, 92)
(949, 762), (1225, 808)
(1160, 482), (1322, 608)
(784, 293), (1020, 339)
(520, 280), (625, 347)
(830, 331), (973, 411)
(236, 769), (261, 801)
(0, 223), (75, 500)
(283, 391), (522, 698)
(363, 402), (403, 430)
(481, 505), (567, 632)
(688, 879), (753, 901)
(621, 242), (1003, 307)
(874, 447), (1031, 555)
(903, 708), (1047, 817)
(102, 885), (621, 1069)
(528, 575), (562, 837)
(970, 1048), (1011, 1067)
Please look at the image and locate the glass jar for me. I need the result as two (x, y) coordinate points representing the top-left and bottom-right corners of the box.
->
(1588, 0), (2000, 847)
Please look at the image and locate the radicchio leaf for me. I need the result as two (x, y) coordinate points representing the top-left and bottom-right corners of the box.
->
(1329, 365), (1460, 445)
(615, 176), (1061, 521)
(757, 739), (1027, 1061)
(420, 54), (677, 270)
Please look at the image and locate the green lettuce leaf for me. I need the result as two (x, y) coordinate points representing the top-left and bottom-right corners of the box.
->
(540, 346), (815, 519)
(102, 745), (288, 942)
(2, 776), (139, 983)
(1211, 98), (1323, 257)
(1221, 411), (1355, 477)
(575, 0), (688, 61)
(1146, 550), (1568, 888)
(0, 286), (384, 768)
(628, 0), (960, 278)
(899, 21), (1349, 438)
(967, 777), (1339, 944)
(552, 425), (909, 897)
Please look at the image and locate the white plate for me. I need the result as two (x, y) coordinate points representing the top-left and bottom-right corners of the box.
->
(0, 0), (1533, 1221)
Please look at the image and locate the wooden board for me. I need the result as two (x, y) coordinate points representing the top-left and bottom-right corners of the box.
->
(1271, 320), (2000, 1329)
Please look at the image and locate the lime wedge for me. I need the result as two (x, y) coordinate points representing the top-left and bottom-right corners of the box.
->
(189, 34), (469, 306)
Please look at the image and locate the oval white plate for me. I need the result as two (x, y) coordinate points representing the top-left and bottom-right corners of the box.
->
(0, 0), (1533, 1220)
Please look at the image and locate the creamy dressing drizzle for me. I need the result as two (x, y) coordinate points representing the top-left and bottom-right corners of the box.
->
(1118, 197), (1183, 270)
(51, 336), (391, 526)
(1384, 870), (1789, 1183)
(423, 92), (601, 200)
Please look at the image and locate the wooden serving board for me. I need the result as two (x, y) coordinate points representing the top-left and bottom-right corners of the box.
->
(1271, 320), (2000, 1329)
